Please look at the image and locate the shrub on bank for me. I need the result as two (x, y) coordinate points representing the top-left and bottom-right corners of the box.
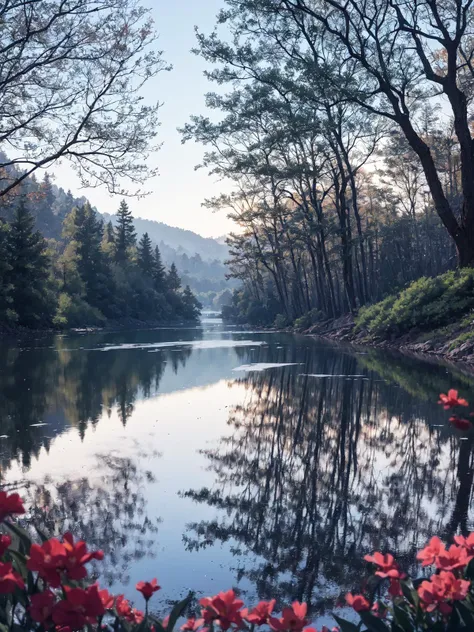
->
(0, 389), (473, 630)
(356, 269), (474, 337)
(294, 309), (324, 331)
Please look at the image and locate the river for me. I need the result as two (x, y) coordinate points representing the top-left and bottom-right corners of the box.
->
(0, 316), (473, 627)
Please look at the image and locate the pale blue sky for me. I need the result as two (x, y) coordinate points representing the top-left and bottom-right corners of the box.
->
(52, 0), (233, 238)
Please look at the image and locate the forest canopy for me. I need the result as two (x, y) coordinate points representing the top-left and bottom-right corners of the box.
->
(0, 170), (201, 329)
(182, 0), (474, 327)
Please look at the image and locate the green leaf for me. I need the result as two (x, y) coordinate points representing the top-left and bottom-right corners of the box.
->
(4, 522), (32, 555)
(148, 615), (167, 632)
(35, 526), (50, 543)
(332, 614), (361, 632)
(454, 601), (474, 629)
(392, 604), (414, 632)
(359, 611), (390, 632)
(400, 581), (420, 608)
(166, 592), (194, 632)
(8, 549), (27, 577)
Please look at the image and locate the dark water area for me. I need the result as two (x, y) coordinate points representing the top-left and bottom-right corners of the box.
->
(0, 317), (473, 626)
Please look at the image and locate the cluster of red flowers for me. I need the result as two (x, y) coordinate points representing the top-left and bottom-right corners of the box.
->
(345, 533), (474, 618)
(182, 591), (337, 632)
(0, 490), (166, 630)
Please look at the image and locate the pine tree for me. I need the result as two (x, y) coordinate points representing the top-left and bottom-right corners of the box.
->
(35, 173), (58, 238)
(152, 245), (166, 291)
(101, 221), (116, 259)
(0, 220), (13, 322)
(167, 262), (181, 291)
(137, 232), (154, 276)
(115, 200), (136, 264)
(7, 199), (52, 327)
(182, 285), (202, 320)
(63, 205), (113, 316)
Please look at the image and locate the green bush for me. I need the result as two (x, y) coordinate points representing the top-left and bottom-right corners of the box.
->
(294, 309), (324, 330)
(274, 313), (290, 329)
(356, 269), (474, 337)
(53, 293), (106, 328)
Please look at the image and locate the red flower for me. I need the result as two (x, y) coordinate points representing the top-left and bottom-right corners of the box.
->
(269, 601), (308, 632)
(0, 492), (25, 522)
(115, 598), (144, 626)
(364, 551), (405, 579)
(27, 538), (67, 587)
(200, 590), (244, 630)
(436, 544), (473, 571)
(417, 536), (445, 567)
(418, 571), (470, 614)
(438, 389), (468, 409)
(132, 608), (145, 625)
(181, 618), (205, 631)
(97, 587), (114, 610)
(0, 561), (24, 593)
(52, 585), (105, 629)
(242, 600), (276, 625)
(29, 590), (56, 624)
(388, 579), (403, 597)
(371, 602), (388, 618)
(345, 593), (370, 612)
(454, 532), (474, 555)
(62, 532), (103, 581)
(136, 577), (161, 601)
(449, 416), (472, 431)
(116, 594), (132, 616)
(0, 535), (11, 557)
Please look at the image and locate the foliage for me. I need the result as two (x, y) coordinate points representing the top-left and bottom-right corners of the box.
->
(0, 192), (202, 329)
(274, 314), (290, 329)
(0, 0), (168, 197)
(182, 0), (474, 328)
(356, 270), (474, 337)
(294, 310), (324, 331)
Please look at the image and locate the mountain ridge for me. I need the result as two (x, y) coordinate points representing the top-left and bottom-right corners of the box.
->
(100, 212), (229, 263)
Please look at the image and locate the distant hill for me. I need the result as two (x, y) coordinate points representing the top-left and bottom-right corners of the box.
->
(100, 213), (229, 263)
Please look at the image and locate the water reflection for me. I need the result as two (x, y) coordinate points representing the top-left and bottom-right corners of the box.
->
(0, 325), (474, 620)
(181, 350), (474, 615)
(5, 448), (160, 586)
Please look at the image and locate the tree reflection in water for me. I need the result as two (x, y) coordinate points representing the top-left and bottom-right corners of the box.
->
(182, 352), (474, 616)
(6, 448), (160, 586)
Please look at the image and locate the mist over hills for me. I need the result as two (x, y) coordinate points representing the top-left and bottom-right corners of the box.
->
(100, 213), (229, 263)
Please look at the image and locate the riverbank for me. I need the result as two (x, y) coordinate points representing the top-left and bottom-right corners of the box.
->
(0, 316), (202, 339)
(302, 313), (474, 365)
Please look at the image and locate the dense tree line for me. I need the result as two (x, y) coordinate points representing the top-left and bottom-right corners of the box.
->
(0, 180), (201, 329)
(183, 0), (474, 326)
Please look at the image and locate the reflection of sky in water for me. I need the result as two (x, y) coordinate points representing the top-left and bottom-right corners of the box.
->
(1, 322), (474, 627)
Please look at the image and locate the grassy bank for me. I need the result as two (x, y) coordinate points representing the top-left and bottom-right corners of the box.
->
(304, 269), (474, 364)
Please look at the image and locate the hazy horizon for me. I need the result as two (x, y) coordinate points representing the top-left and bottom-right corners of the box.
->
(46, 0), (232, 240)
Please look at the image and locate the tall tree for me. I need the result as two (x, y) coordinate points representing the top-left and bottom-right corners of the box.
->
(0, 220), (13, 323)
(153, 245), (166, 291)
(114, 201), (136, 265)
(137, 232), (154, 276)
(101, 221), (116, 260)
(167, 263), (181, 291)
(206, 0), (474, 266)
(182, 285), (202, 320)
(63, 204), (113, 314)
(34, 173), (58, 238)
(0, 0), (169, 198)
(7, 200), (52, 327)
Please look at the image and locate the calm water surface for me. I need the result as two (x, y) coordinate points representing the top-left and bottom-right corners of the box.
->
(1, 317), (474, 626)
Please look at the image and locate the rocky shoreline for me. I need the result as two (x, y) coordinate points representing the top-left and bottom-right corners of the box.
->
(300, 313), (474, 365)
